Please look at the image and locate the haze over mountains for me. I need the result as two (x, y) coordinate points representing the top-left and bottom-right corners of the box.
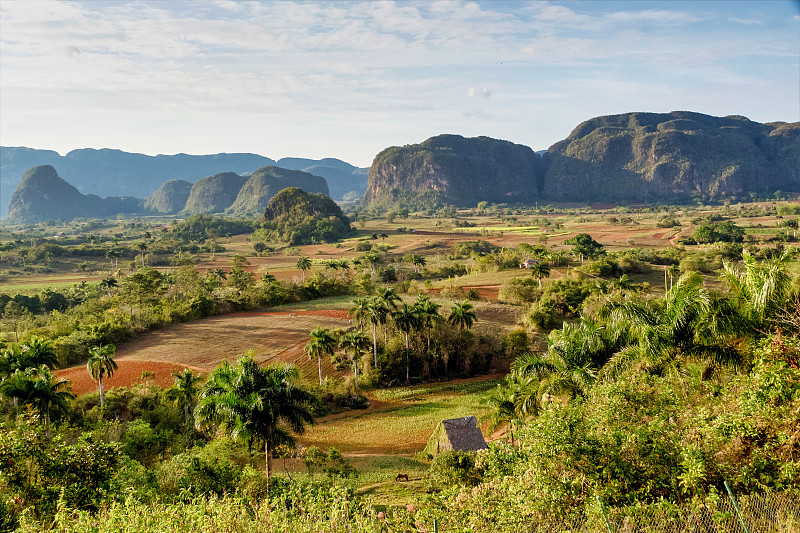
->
(4, 111), (799, 223)
(0, 148), (368, 218)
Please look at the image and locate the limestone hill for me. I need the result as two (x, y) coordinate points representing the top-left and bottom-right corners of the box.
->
(362, 134), (542, 208)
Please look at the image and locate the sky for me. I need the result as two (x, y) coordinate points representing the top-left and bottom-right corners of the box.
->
(1, 0), (798, 167)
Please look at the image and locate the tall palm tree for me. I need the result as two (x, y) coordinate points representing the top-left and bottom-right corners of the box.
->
(165, 368), (203, 427)
(365, 297), (389, 367)
(448, 301), (477, 333)
(338, 330), (368, 394)
(529, 261), (551, 288)
(137, 241), (148, 267)
(411, 254), (426, 273)
(305, 327), (337, 386)
(87, 344), (117, 409)
(392, 304), (422, 383)
(195, 356), (315, 486)
(349, 296), (370, 331)
(379, 232), (388, 244)
(377, 287), (401, 343)
(414, 295), (442, 351)
(296, 256), (312, 283)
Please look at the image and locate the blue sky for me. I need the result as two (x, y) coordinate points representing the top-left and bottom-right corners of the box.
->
(1, 0), (797, 167)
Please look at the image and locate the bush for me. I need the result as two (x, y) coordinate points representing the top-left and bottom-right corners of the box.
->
(427, 450), (482, 488)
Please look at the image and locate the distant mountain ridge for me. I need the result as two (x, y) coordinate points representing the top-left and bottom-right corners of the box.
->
(361, 111), (799, 208)
(0, 147), (369, 217)
(542, 111), (800, 203)
(5, 165), (331, 223)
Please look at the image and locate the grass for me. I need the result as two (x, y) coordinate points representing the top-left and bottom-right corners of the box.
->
(300, 377), (498, 455)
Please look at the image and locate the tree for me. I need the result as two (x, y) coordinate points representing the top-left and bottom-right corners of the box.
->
(195, 356), (315, 486)
(296, 256), (312, 283)
(448, 301), (477, 333)
(338, 330), (368, 394)
(165, 368), (203, 427)
(349, 297), (370, 331)
(393, 304), (422, 382)
(305, 327), (337, 386)
(99, 276), (118, 297)
(379, 232), (389, 244)
(410, 254), (427, 273)
(365, 297), (389, 367)
(720, 250), (793, 330)
(1, 366), (74, 436)
(414, 295), (442, 351)
(564, 233), (604, 261)
(137, 241), (148, 267)
(599, 272), (738, 379)
(86, 344), (117, 409)
(528, 261), (551, 288)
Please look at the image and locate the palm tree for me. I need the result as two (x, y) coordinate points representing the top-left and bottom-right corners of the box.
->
(165, 368), (203, 427)
(338, 330), (368, 394)
(365, 297), (389, 367)
(99, 276), (118, 297)
(305, 327), (337, 386)
(513, 318), (620, 401)
(599, 272), (738, 380)
(195, 356), (315, 486)
(379, 232), (388, 244)
(482, 373), (539, 446)
(349, 297), (370, 331)
(720, 250), (793, 330)
(0, 365), (73, 436)
(413, 295), (442, 352)
(296, 256), (312, 283)
(87, 344), (117, 409)
(377, 287), (401, 343)
(448, 301), (477, 333)
(137, 241), (148, 267)
(392, 304), (422, 383)
(410, 254), (426, 273)
(529, 261), (551, 288)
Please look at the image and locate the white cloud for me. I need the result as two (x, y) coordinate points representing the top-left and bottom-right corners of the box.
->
(729, 17), (764, 25)
(468, 88), (491, 99)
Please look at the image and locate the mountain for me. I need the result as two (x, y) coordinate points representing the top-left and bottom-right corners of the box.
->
(0, 148), (276, 217)
(262, 187), (352, 245)
(228, 166), (329, 215)
(542, 111), (800, 203)
(182, 172), (249, 214)
(143, 179), (193, 214)
(275, 157), (369, 201)
(6, 165), (142, 223)
(0, 148), (368, 216)
(362, 134), (543, 208)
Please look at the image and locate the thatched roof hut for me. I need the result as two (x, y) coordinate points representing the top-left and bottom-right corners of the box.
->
(423, 416), (488, 456)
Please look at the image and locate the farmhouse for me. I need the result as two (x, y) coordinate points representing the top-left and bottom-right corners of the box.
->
(424, 415), (488, 456)
(520, 258), (541, 268)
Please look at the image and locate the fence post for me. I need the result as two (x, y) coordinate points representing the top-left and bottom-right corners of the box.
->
(596, 496), (614, 533)
(724, 481), (751, 533)
(433, 518), (438, 533)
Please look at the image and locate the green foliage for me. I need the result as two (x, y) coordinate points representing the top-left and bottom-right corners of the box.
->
(694, 221), (745, 243)
(260, 187), (351, 245)
(427, 450), (481, 488)
(564, 233), (605, 259)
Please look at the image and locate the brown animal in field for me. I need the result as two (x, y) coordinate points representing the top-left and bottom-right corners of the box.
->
(395, 473), (409, 482)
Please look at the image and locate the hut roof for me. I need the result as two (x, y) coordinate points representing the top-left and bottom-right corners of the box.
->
(420, 415), (488, 457)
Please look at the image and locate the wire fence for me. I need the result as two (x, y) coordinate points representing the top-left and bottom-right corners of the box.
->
(429, 491), (800, 533)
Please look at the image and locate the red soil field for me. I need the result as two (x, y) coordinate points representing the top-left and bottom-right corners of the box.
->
(58, 360), (201, 396)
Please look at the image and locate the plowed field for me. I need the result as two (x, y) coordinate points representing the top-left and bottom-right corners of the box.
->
(58, 310), (352, 394)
